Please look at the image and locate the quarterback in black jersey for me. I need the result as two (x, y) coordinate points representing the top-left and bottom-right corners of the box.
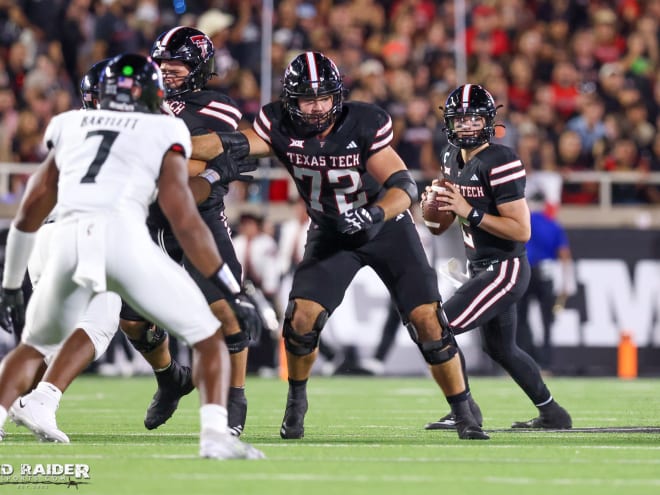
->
(192, 52), (488, 440)
(423, 84), (572, 431)
(118, 28), (260, 437)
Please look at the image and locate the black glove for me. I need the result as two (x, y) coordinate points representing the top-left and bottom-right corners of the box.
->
(209, 265), (263, 342)
(227, 291), (263, 343)
(205, 151), (257, 186)
(337, 206), (384, 234)
(0, 288), (25, 334)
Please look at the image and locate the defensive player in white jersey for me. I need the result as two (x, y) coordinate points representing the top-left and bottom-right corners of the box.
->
(0, 54), (264, 459)
(0, 60), (121, 444)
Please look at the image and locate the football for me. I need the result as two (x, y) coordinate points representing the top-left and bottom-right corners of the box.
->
(421, 180), (456, 235)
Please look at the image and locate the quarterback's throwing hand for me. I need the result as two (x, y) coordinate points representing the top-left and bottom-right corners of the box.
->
(337, 206), (384, 234)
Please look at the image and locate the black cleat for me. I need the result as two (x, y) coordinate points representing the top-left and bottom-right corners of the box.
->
(144, 365), (194, 430)
(511, 405), (572, 430)
(455, 420), (490, 440)
(279, 398), (308, 439)
(228, 394), (248, 437)
(425, 397), (483, 430)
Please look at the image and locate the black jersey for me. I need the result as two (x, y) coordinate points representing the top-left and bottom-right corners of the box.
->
(147, 89), (242, 230)
(440, 143), (527, 263)
(253, 101), (393, 232)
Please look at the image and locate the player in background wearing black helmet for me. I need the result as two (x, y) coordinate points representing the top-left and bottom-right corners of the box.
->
(0, 53), (264, 458)
(422, 84), (572, 430)
(190, 51), (489, 441)
(118, 27), (261, 437)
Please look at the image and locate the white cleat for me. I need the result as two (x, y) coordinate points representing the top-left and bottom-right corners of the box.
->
(199, 429), (265, 460)
(9, 393), (70, 443)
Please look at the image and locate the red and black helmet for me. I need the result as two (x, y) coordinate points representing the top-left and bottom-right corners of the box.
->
(443, 84), (497, 148)
(281, 51), (344, 134)
(151, 26), (215, 98)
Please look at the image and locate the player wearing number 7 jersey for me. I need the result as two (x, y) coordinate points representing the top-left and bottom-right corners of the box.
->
(0, 54), (263, 458)
(190, 51), (488, 440)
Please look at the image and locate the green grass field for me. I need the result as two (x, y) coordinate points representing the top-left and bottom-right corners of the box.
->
(1, 375), (659, 495)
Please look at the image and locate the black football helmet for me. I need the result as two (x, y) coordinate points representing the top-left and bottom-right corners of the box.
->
(442, 84), (497, 148)
(151, 26), (215, 98)
(80, 59), (110, 109)
(281, 51), (344, 134)
(99, 54), (165, 114)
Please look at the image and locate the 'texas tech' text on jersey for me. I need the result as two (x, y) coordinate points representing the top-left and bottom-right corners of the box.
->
(253, 101), (393, 232)
(441, 143), (527, 264)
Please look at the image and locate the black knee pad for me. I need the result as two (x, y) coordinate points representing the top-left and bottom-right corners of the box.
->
(128, 325), (167, 354)
(224, 331), (249, 354)
(282, 300), (328, 356)
(405, 309), (458, 365)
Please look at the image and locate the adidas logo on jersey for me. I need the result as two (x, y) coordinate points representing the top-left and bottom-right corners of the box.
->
(346, 141), (358, 149)
(470, 174), (479, 181)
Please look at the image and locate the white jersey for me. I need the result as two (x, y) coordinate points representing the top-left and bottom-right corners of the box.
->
(44, 109), (191, 221)
(21, 108), (219, 350)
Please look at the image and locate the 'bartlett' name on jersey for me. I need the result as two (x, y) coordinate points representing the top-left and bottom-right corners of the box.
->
(286, 152), (360, 168)
(80, 114), (139, 130)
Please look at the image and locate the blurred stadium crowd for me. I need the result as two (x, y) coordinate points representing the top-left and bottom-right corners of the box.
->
(0, 0), (659, 207)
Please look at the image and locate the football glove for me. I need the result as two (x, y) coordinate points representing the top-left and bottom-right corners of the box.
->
(227, 291), (263, 343)
(201, 152), (258, 186)
(0, 288), (25, 334)
(210, 265), (263, 342)
(337, 206), (384, 235)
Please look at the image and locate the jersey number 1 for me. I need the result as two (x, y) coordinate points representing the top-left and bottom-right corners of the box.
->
(80, 130), (119, 183)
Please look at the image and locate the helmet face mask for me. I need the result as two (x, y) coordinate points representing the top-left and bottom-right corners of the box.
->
(99, 54), (165, 114)
(151, 26), (215, 98)
(80, 59), (110, 109)
(443, 84), (497, 148)
(281, 52), (344, 135)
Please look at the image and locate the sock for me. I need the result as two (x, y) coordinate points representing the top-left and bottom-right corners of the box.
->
(0, 405), (7, 429)
(228, 386), (246, 401)
(200, 404), (228, 433)
(154, 359), (179, 388)
(287, 378), (308, 401)
(446, 390), (474, 421)
(36, 382), (63, 410)
(537, 397), (559, 415)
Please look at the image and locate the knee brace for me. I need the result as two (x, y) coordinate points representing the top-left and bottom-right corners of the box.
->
(282, 300), (328, 356)
(404, 306), (458, 365)
(128, 325), (167, 354)
(224, 331), (249, 354)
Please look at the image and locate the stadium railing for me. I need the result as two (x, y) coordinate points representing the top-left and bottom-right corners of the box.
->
(0, 162), (659, 228)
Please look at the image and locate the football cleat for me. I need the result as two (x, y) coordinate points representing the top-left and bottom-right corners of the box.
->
(455, 419), (490, 440)
(199, 428), (265, 459)
(279, 397), (308, 439)
(9, 393), (70, 443)
(425, 397), (483, 430)
(511, 404), (572, 429)
(144, 365), (195, 430)
(227, 394), (248, 437)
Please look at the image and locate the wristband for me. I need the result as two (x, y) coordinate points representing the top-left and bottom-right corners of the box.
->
(467, 208), (485, 228)
(213, 263), (241, 296)
(367, 205), (385, 224)
(3, 224), (36, 289)
(198, 168), (221, 185)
